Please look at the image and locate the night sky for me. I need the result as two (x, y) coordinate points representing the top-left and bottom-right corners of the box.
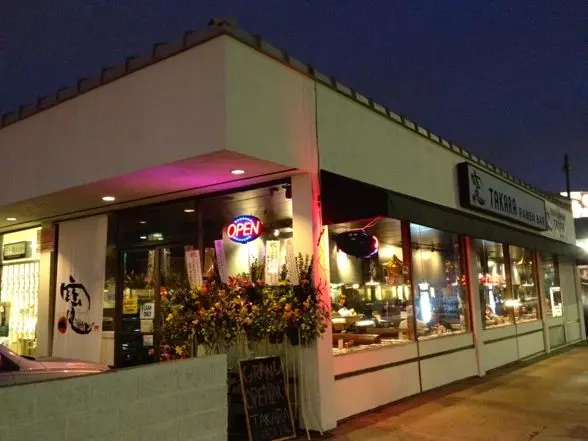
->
(1, 1), (586, 192)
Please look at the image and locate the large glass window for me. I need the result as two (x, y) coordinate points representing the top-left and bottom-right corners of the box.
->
(411, 224), (469, 339)
(542, 254), (562, 318)
(0, 228), (41, 356)
(475, 240), (514, 328)
(329, 218), (414, 353)
(509, 246), (539, 323)
(114, 183), (293, 367)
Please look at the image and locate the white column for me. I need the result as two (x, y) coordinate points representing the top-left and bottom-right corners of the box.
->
(558, 258), (570, 343)
(574, 265), (587, 340)
(536, 253), (551, 354)
(466, 237), (485, 377)
(36, 252), (54, 356)
(36, 225), (56, 357)
(291, 173), (337, 432)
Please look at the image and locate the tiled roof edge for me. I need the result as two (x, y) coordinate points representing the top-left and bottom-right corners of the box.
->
(0, 19), (562, 206)
(0, 21), (231, 129)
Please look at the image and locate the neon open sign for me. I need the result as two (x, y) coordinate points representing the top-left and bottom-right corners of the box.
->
(226, 215), (264, 244)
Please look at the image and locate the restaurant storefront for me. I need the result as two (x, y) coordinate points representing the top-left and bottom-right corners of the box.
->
(0, 20), (584, 432)
(319, 170), (584, 420)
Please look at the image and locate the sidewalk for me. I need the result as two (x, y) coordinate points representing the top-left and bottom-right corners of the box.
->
(309, 343), (588, 441)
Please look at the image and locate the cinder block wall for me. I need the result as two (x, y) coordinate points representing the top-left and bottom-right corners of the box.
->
(0, 354), (227, 441)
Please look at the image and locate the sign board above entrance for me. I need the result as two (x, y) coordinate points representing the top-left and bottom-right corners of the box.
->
(457, 162), (547, 231)
(227, 215), (264, 244)
(3, 241), (29, 260)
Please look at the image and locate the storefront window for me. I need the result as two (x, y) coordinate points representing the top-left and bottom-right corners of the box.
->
(0, 228), (41, 356)
(542, 254), (562, 318)
(411, 224), (469, 339)
(475, 240), (514, 328)
(329, 217), (414, 354)
(114, 183), (293, 366)
(509, 246), (539, 323)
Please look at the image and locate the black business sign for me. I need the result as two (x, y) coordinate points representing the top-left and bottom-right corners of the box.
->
(457, 162), (547, 231)
(239, 356), (296, 441)
(2, 241), (30, 260)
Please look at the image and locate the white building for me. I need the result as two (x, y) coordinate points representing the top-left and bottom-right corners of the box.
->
(0, 20), (584, 431)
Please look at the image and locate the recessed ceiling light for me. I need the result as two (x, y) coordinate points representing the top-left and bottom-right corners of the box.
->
(102, 196), (115, 202)
(6, 217), (17, 222)
(231, 169), (245, 175)
(139, 221), (146, 224)
(184, 209), (195, 213)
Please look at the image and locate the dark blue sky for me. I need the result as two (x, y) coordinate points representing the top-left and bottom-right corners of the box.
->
(1, 1), (586, 192)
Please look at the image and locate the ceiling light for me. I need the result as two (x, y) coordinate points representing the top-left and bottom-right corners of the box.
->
(102, 196), (115, 202)
(231, 169), (245, 175)
(184, 209), (195, 213)
(140, 236), (147, 240)
(139, 221), (146, 224)
(6, 217), (16, 222)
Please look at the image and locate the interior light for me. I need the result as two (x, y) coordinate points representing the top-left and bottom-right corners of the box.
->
(418, 282), (430, 291)
(102, 196), (115, 202)
(139, 221), (146, 224)
(273, 229), (280, 237)
(6, 217), (16, 221)
(184, 209), (195, 213)
(231, 169), (245, 175)
(140, 236), (147, 240)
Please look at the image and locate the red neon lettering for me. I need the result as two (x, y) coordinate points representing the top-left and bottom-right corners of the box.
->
(227, 224), (237, 238)
(242, 222), (252, 236)
(227, 217), (263, 241)
(236, 222), (245, 236)
(250, 220), (260, 236)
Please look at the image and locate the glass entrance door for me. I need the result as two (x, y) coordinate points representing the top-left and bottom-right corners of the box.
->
(117, 246), (190, 368)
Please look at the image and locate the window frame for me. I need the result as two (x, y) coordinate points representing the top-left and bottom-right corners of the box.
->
(409, 224), (471, 339)
(0, 353), (20, 373)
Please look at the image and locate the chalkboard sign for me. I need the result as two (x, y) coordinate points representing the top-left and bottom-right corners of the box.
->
(239, 356), (296, 441)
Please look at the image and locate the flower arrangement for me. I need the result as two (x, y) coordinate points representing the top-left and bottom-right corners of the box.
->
(159, 253), (330, 360)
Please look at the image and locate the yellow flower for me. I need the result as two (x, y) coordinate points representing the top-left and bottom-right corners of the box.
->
(175, 346), (184, 355)
(166, 313), (173, 322)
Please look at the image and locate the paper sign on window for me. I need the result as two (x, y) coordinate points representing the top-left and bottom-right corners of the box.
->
(264, 240), (281, 286)
(214, 240), (228, 283)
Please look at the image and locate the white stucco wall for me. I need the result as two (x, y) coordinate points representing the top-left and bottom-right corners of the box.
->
(0, 354), (227, 441)
(315, 83), (575, 244)
(0, 38), (227, 207)
(224, 39), (318, 173)
(0, 33), (575, 247)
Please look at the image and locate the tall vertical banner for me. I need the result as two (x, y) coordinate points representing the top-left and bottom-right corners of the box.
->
(264, 240), (281, 286)
(52, 216), (107, 363)
(214, 240), (228, 284)
(285, 239), (299, 285)
(184, 246), (203, 289)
